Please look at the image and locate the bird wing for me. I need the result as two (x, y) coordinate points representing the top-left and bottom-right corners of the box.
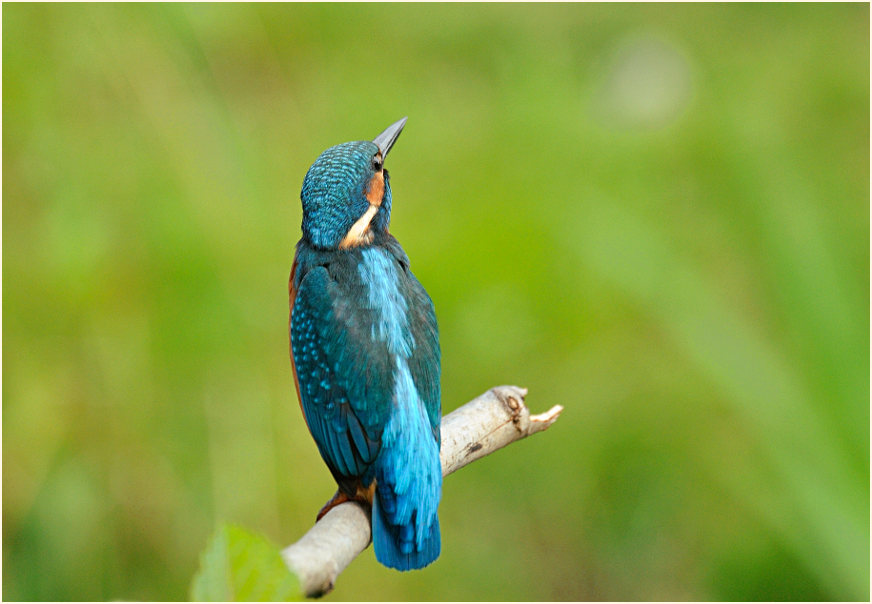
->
(290, 264), (393, 488)
(402, 269), (441, 441)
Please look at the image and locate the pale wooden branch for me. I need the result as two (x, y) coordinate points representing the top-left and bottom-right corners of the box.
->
(281, 385), (563, 598)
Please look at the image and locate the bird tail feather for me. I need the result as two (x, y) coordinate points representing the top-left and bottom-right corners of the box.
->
(372, 361), (441, 570)
(372, 490), (440, 571)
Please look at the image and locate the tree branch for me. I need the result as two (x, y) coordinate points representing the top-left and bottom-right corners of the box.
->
(280, 385), (563, 598)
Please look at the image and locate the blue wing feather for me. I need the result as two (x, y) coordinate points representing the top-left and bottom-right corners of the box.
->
(404, 271), (441, 439)
(291, 263), (391, 489)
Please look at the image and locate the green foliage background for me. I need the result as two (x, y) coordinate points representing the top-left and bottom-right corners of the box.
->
(3, 3), (868, 601)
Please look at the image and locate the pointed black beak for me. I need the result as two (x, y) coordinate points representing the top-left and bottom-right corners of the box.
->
(373, 117), (407, 158)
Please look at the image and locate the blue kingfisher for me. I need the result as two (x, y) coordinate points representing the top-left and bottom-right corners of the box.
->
(289, 118), (441, 570)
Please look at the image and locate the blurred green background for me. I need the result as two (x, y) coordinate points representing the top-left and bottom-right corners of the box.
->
(3, 3), (869, 601)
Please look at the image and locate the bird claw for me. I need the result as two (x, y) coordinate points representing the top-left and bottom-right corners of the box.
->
(317, 490), (351, 521)
(316, 484), (376, 522)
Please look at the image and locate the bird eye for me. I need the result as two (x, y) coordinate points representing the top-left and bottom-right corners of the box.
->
(372, 155), (383, 171)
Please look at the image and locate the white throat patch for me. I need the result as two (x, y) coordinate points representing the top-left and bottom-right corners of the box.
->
(339, 203), (379, 249)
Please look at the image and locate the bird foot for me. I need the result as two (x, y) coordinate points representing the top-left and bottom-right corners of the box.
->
(317, 490), (351, 521)
(316, 484), (376, 522)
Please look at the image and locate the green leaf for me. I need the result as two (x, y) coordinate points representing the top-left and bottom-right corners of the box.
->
(190, 524), (301, 602)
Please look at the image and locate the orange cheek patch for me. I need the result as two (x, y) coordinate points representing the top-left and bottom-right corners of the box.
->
(366, 171), (385, 207)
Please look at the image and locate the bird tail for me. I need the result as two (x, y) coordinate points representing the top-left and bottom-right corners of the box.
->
(371, 374), (442, 571)
(372, 488), (440, 571)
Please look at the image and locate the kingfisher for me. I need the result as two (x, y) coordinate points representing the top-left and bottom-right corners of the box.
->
(289, 118), (441, 570)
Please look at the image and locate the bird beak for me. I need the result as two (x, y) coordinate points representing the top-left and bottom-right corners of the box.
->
(373, 117), (407, 158)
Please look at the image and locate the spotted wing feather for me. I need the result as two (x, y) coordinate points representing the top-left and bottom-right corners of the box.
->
(290, 264), (393, 491)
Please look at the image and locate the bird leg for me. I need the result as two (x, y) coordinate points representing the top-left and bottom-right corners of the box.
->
(317, 483), (376, 522)
(317, 490), (351, 521)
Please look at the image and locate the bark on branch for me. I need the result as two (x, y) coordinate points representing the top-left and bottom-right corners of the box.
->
(280, 385), (563, 598)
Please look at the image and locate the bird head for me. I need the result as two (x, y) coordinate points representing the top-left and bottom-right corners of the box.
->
(300, 117), (406, 250)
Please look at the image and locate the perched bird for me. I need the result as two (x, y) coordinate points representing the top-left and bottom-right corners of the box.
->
(289, 118), (442, 571)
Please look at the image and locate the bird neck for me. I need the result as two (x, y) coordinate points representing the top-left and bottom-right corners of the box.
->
(294, 233), (409, 286)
